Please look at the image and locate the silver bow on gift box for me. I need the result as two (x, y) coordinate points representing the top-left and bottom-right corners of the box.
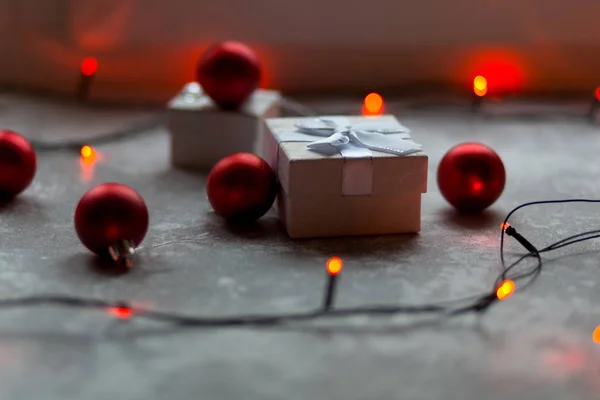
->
(277, 117), (423, 158)
(271, 116), (424, 196)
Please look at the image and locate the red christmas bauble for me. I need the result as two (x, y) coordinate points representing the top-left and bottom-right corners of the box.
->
(196, 41), (261, 110)
(0, 130), (37, 198)
(75, 183), (149, 255)
(207, 153), (277, 222)
(437, 143), (506, 213)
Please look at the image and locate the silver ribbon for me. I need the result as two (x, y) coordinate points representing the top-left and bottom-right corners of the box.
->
(275, 116), (422, 159)
(272, 116), (423, 196)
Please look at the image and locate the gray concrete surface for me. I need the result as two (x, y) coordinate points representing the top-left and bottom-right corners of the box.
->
(1, 100), (600, 400)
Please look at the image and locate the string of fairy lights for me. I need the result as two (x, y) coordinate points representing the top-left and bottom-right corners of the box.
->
(21, 54), (597, 153)
(0, 199), (598, 327)
(2, 54), (600, 330)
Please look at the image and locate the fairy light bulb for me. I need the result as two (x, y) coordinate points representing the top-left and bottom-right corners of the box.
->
(80, 145), (97, 163)
(81, 57), (98, 77)
(363, 93), (384, 116)
(326, 256), (343, 276)
(81, 146), (92, 158)
(77, 57), (98, 102)
(108, 306), (133, 319)
(79, 145), (99, 182)
(496, 280), (515, 300)
(473, 76), (488, 97)
(500, 222), (510, 231)
(593, 326), (600, 343)
(323, 257), (343, 310)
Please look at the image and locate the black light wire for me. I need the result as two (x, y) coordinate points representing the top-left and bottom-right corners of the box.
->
(498, 199), (600, 285)
(10, 91), (600, 327)
(18, 83), (598, 151)
(27, 97), (317, 152)
(541, 230), (600, 252)
(29, 115), (165, 151)
(0, 199), (597, 327)
(500, 199), (600, 262)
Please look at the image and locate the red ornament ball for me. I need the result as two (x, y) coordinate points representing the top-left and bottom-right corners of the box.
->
(75, 183), (149, 255)
(0, 130), (37, 198)
(196, 41), (261, 110)
(437, 143), (506, 213)
(207, 153), (277, 222)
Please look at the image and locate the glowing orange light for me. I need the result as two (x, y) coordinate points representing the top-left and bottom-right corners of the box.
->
(593, 326), (600, 343)
(326, 257), (343, 276)
(469, 51), (525, 95)
(362, 93), (384, 116)
(79, 146), (100, 182)
(473, 76), (488, 97)
(108, 307), (133, 320)
(496, 280), (515, 300)
(500, 222), (510, 231)
(80, 145), (97, 164)
(595, 87), (600, 101)
(81, 57), (98, 77)
(81, 145), (93, 158)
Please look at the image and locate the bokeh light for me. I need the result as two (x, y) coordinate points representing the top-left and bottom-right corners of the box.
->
(468, 50), (526, 95)
(80, 145), (97, 164)
(593, 326), (600, 343)
(496, 280), (515, 300)
(363, 93), (384, 116)
(473, 76), (488, 97)
(326, 257), (343, 276)
(108, 307), (133, 320)
(81, 57), (98, 77)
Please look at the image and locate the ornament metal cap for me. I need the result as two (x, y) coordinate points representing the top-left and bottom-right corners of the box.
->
(108, 239), (135, 268)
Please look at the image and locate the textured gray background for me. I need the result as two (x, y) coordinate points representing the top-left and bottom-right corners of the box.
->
(1, 98), (600, 400)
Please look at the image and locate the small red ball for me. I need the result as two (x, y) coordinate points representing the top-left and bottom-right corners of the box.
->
(75, 183), (149, 255)
(207, 153), (277, 222)
(0, 130), (37, 198)
(196, 41), (261, 110)
(437, 143), (506, 213)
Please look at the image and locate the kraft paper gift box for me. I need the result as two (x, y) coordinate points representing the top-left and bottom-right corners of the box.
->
(262, 115), (428, 239)
(168, 82), (281, 169)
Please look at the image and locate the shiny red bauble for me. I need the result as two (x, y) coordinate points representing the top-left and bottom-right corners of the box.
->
(74, 183), (149, 255)
(437, 143), (506, 213)
(0, 130), (37, 198)
(207, 153), (277, 222)
(196, 41), (261, 110)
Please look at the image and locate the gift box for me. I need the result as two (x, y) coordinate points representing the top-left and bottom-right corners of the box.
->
(168, 82), (281, 169)
(262, 115), (428, 238)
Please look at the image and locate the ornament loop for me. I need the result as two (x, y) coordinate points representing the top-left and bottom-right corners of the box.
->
(108, 239), (135, 268)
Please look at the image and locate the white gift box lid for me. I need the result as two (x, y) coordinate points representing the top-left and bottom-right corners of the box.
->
(264, 115), (428, 198)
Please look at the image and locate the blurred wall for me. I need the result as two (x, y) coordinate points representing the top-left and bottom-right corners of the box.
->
(0, 0), (599, 102)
